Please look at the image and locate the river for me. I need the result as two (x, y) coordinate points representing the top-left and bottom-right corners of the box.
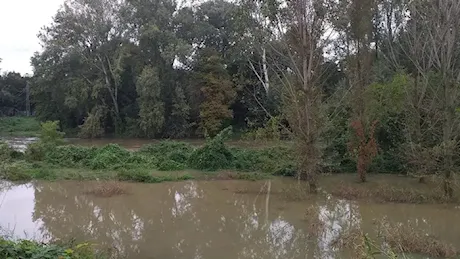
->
(1, 179), (459, 258)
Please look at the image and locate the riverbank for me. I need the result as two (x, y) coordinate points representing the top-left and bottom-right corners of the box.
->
(0, 136), (295, 181)
(1, 137), (459, 204)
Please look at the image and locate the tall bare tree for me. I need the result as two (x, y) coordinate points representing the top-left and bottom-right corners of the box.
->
(398, 0), (460, 197)
(266, 0), (333, 192)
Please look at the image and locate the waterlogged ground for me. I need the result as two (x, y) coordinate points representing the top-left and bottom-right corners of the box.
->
(1, 137), (38, 152)
(1, 179), (460, 258)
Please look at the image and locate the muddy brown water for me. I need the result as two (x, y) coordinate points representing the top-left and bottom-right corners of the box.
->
(1, 179), (459, 258)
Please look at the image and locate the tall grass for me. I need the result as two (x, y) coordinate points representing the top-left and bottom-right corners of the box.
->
(0, 117), (40, 136)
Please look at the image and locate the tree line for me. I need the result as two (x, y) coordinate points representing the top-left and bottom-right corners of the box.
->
(0, 60), (30, 116)
(1, 0), (460, 196)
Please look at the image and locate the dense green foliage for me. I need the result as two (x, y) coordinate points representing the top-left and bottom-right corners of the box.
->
(0, 72), (30, 117)
(0, 237), (98, 259)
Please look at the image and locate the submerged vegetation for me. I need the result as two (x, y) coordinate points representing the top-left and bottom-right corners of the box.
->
(380, 220), (459, 259)
(84, 181), (128, 197)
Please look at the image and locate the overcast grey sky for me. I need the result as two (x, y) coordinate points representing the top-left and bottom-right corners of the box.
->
(0, 0), (63, 75)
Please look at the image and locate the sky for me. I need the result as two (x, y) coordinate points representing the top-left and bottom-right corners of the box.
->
(0, 0), (64, 75)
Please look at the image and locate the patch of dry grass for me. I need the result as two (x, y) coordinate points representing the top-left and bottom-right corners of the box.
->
(379, 219), (459, 258)
(84, 181), (128, 197)
(303, 206), (324, 236)
(329, 180), (453, 204)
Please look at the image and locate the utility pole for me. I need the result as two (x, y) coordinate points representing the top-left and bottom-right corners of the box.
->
(26, 81), (30, 116)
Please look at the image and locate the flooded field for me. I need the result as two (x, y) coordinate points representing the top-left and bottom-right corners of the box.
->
(1, 179), (459, 258)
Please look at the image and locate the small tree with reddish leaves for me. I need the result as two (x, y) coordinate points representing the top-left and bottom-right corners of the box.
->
(348, 120), (378, 182)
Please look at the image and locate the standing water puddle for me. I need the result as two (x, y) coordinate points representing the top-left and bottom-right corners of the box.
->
(0, 179), (459, 258)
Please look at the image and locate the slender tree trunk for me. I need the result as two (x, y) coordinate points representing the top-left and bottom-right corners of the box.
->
(262, 47), (270, 94)
(442, 81), (454, 198)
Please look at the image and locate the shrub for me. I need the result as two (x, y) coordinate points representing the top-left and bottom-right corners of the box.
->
(0, 162), (32, 181)
(189, 127), (234, 171)
(25, 142), (47, 161)
(25, 121), (65, 162)
(126, 153), (151, 165)
(39, 121), (65, 145)
(89, 144), (130, 170)
(46, 145), (96, 167)
(231, 146), (296, 173)
(78, 107), (106, 138)
(242, 116), (282, 141)
(0, 142), (14, 161)
(139, 141), (194, 165)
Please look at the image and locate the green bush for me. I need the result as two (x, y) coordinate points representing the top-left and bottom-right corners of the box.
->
(25, 142), (47, 161)
(46, 145), (97, 167)
(0, 238), (98, 259)
(0, 142), (15, 161)
(231, 148), (261, 171)
(25, 121), (66, 162)
(242, 116), (282, 141)
(139, 141), (194, 165)
(39, 121), (65, 145)
(370, 149), (405, 173)
(89, 144), (130, 170)
(231, 146), (296, 173)
(0, 162), (32, 181)
(189, 127), (234, 171)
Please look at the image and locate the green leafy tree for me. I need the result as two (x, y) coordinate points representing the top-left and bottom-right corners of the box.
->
(78, 106), (106, 138)
(194, 48), (236, 137)
(136, 66), (165, 138)
(165, 85), (191, 138)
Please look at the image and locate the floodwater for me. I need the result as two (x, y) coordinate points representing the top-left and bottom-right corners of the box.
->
(1, 137), (38, 152)
(1, 179), (459, 258)
(2, 136), (290, 152)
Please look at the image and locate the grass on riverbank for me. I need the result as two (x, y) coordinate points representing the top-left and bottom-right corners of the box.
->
(0, 237), (101, 259)
(0, 160), (271, 184)
(0, 117), (40, 137)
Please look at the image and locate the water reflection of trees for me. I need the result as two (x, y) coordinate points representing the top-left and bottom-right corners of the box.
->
(31, 180), (362, 258)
